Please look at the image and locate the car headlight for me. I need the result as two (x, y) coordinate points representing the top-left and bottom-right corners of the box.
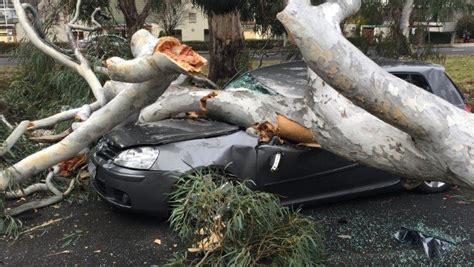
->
(114, 147), (159, 170)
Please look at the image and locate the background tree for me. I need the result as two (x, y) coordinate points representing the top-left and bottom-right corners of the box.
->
(354, 0), (474, 58)
(116, 0), (154, 38)
(191, 0), (294, 83)
(152, 0), (188, 36)
(191, 1), (245, 83)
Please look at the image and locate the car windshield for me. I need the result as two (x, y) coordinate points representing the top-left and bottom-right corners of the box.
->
(224, 73), (276, 95)
(224, 62), (309, 97)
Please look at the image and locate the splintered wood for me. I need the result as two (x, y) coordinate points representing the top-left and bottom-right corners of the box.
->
(154, 37), (207, 73)
(255, 113), (320, 147)
(58, 154), (88, 177)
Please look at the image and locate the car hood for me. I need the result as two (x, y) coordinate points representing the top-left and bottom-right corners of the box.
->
(104, 119), (240, 149)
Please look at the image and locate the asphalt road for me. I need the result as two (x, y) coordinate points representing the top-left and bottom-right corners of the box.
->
(0, 57), (16, 66)
(436, 45), (474, 55)
(0, 44), (472, 66)
(1, 186), (472, 266)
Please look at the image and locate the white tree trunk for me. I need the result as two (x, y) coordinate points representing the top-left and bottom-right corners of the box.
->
(277, 0), (474, 187)
(400, 0), (414, 39)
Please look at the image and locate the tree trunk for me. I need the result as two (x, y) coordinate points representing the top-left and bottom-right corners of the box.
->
(278, 0), (474, 187)
(400, 0), (414, 39)
(207, 10), (245, 83)
(117, 0), (152, 38)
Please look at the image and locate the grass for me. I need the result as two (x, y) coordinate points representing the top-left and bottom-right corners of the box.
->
(442, 55), (474, 97)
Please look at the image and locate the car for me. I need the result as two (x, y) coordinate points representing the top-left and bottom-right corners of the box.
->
(89, 60), (470, 217)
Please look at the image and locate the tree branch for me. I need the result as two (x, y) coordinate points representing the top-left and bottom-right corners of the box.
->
(13, 0), (107, 106)
(13, 0), (78, 69)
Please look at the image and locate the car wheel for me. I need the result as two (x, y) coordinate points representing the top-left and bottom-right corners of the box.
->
(416, 181), (451, 193)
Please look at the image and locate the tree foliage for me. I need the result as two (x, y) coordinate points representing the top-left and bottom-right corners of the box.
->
(64, 0), (110, 22)
(192, 0), (290, 36)
(348, 0), (474, 59)
(168, 169), (324, 266)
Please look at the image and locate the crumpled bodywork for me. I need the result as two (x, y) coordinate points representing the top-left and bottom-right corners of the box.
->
(152, 131), (258, 181)
(102, 119), (259, 180)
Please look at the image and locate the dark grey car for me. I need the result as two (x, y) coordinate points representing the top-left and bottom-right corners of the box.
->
(89, 60), (469, 216)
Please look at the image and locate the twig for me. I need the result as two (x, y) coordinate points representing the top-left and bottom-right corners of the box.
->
(46, 250), (72, 257)
(68, 8), (103, 32)
(5, 195), (64, 217)
(196, 249), (213, 267)
(18, 218), (62, 236)
(0, 115), (13, 129)
(0, 120), (30, 157)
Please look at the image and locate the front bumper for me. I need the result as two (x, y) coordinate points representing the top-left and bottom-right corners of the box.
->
(90, 152), (177, 217)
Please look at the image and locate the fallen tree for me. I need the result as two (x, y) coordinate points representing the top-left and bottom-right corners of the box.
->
(0, 0), (207, 214)
(277, 0), (474, 187)
(1, 0), (473, 216)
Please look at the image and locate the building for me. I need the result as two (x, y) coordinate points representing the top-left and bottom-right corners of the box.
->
(0, 0), (17, 43)
(9, 0), (266, 43)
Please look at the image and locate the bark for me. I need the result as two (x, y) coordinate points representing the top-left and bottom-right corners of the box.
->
(139, 76), (448, 185)
(277, 0), (474, 187)
(306, 71), (446, 182)
(207, 11), (245, 82)
(400, 0), (414, 39)
(139, 86), (310, 129)
(117, 0), (153, 38)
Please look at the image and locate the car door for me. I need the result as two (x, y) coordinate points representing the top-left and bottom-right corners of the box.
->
(255, 143), (397, 204)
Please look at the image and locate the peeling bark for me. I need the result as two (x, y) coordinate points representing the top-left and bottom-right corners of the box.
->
(278, 0), (474, 187)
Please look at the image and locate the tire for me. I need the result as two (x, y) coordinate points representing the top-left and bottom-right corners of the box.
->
(415, 181), (451, 194)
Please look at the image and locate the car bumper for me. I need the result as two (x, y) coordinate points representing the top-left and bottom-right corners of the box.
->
(89, 154), (177, 217)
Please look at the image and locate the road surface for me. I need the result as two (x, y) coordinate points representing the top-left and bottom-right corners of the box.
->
(1, 187), (472, 265)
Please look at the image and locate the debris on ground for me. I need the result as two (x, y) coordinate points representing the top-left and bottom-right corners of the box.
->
(394, 227), (455, 260)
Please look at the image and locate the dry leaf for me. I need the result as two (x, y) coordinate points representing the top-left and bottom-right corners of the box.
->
(337, 235), (352, 239)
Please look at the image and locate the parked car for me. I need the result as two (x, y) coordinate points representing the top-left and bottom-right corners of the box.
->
(89, 60), (469, 216)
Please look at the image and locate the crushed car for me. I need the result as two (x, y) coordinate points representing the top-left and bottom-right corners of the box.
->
(89, 60), (470, 216)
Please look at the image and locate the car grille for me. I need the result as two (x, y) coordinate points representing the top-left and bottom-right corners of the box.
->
(95, 140), (122, 160)
(93, 177), (132, 208)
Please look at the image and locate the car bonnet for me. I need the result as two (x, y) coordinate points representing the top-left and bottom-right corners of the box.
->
(103, 119), (240, 149)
